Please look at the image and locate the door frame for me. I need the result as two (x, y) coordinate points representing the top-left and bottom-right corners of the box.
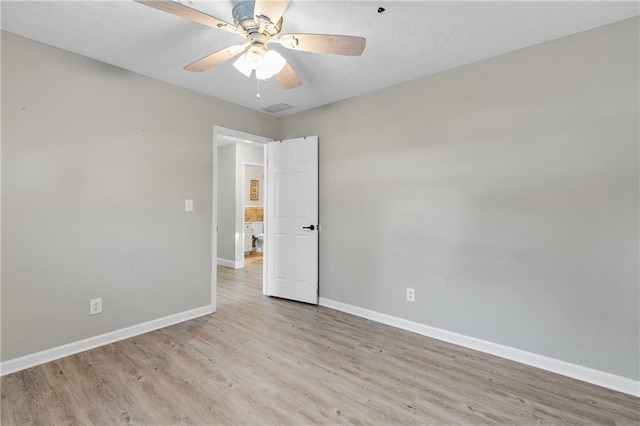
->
(212, 126), (272, 312)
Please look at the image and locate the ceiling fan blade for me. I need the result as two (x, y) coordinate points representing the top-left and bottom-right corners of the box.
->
(274, 63), (302, 89)
(253, 0), (289, 25)
(134, 0), (239, 34)
(184, 45), (246, 72)
(279, 34), (366, 56)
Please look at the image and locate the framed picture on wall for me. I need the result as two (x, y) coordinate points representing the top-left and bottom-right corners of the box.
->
(250, 180), (259, 201)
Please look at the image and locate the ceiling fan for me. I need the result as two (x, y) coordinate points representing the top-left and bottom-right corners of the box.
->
(134, 0), (367, 89)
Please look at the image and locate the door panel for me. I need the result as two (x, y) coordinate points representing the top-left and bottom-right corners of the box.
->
(266, 136), (318, 304)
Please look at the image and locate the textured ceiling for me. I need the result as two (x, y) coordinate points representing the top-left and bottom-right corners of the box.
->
(1, 1), (638, 117)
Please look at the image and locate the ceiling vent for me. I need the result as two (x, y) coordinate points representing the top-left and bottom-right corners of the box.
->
(262, 102), (294, 113)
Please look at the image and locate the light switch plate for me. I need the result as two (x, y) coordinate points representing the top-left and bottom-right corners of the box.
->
(185, 199), (193, 212)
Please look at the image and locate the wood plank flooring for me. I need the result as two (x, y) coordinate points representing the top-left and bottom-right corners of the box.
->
(2, 262), (639, 425)
(244, 252), (263, 265)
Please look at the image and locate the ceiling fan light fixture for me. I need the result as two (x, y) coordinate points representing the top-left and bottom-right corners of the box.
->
(233, 55), (253, 77)
(255, 49), (287, 80)
(245, 47), (265, 69)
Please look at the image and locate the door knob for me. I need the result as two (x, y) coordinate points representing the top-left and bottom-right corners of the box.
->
(302, 225), (315, 231)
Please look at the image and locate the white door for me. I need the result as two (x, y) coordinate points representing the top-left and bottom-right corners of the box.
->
(265, 136), (318, 304)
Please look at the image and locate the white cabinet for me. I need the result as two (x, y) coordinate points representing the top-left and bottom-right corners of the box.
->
(244, 222), (264, 254)
(244, 223), (253, 254)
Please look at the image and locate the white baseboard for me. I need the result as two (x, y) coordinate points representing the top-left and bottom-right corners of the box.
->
(0, 305), (214, 376)
(318, 297), (640, 398)
(217, 257), (243, 269)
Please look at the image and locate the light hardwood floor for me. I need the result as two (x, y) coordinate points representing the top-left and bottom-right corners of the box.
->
(244, 252), (263, 265)
(2, 262), (639, 425)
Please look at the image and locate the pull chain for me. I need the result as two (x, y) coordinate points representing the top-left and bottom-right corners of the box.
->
(256, 78), (261, 100)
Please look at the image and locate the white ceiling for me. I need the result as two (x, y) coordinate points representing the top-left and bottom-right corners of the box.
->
(1, 1), (638, 117)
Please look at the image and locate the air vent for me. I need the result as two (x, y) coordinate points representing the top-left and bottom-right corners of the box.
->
(262, 103), (294, 113)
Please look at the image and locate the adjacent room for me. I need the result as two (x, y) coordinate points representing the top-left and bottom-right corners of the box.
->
(1, 1), (639, 424)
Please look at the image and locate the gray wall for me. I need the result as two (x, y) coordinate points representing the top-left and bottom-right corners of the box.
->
(278, 18), (640, 380)
(1, 32), (277, 361)
(216, 144), (238, 263)
(242, 143), (265, 166)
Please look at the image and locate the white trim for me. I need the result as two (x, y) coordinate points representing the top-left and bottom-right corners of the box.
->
(216, 257), (243, 269)
(0, 305), (213, 376)
(262, 143), (268, 295)
(318, 297), (640, 398)
(211, 127), (219, 312)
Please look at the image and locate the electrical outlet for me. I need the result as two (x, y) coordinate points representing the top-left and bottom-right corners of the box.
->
(406, 288), (415, 302)
(90, 298), (102, 315)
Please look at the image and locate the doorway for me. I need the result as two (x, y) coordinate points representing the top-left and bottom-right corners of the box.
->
(211, 126), (271, 312)
(244, 163), (264, 265)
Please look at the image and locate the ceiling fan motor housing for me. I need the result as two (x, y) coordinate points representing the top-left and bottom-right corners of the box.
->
(232, 1), (256, 30)
(233, 0), (282, 37)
